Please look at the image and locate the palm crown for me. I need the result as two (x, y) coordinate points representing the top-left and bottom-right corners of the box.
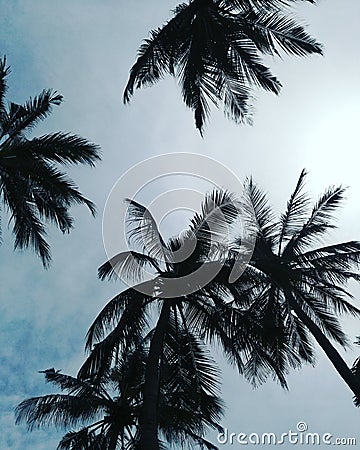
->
(78, 190), (301, 450)
(228, 170), (360, 398)
(0, 57), (100, 266)
(16, 334), (224, 450)
(124, 0), (322, 134)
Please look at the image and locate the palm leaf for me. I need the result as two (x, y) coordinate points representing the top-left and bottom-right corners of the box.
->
(125, 198), (168, 263)
(0, 173), (52, 265)
(12, 132), (100, 166)
(0, 56), (10, 120)
(283, 185), (346, 257)
(80, 294), (150, 380)
(1, 141), (97, 215)
(222, 0), (317, 11)
(1, 89), (62, 139)
(294, 290), (350, 347)
(243, 344), (288, 389)
(243, 176), (278, 244)
(189, 189), (241, 247)
(297, 241), (360, 266)
(278, 168), (309, 253)
(123, 3), (192, 103)
(307, 283), (360, 317)
(290, 314), (315, 364)
(57, 426), (107, 450)
(39, 369), (111, 401)
(98, 251), (160, 283)
(15, 394), (104, 431)
(84, 286), (153, 351)
(239, 9), (323, 57)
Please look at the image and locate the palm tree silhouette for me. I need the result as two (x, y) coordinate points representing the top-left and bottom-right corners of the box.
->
(124, 0), (322, 135)
(16, 333), (224, 449)
(78, 190), (292, 450)
(0, 57), (100, 266)
(229, 170), (360, 400)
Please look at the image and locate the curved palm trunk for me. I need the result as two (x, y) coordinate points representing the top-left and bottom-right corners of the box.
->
(286, 292), (360, 398)
(139, 301), (171, 450)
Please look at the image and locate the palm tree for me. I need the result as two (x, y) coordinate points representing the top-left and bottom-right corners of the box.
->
(123, 0), (322, 135)
(229, 170), (360, 401)
(78, 190), (302, 450)
(0, 56), (100, 266)
(16, 333), (224, 450)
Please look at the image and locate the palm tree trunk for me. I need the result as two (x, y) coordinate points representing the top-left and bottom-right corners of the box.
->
(286, 292), (360, 398)
(139, 301), (171, 450)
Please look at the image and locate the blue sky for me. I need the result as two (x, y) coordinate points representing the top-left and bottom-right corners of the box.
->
(1, 0), (360, 448)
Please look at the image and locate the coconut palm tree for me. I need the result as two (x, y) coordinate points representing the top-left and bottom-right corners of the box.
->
(0, 56), (100, 266)
(123, 0), (322, 135)
(229, 170), (360, 401)
(16, 333), (224, 450)
(78, 190), (302, 450)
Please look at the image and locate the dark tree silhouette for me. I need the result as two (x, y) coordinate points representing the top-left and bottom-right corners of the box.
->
(229, 170), (360, 400)
(352, 337), (360, 406)
(0, 57), (100, 266)
(16, 334), (224, 450)
(124, 0), (322, 135)
(78, 190), (300, 450)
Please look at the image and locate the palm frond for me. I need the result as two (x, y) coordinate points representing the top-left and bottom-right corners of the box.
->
(0, 174), (52, 265)
(0, 157), (96, 265)
(239, 9), (323, 57)
(182, 431), (220, 450)
(283, 185), (346, 257)
(57, 426), (107, 450)
(1, 89), (62, 139)
(80, 295), (150, 380)
(13, 132), (100, 166)
(278, 169), (309, 253)
(243, 344), (288, 389)
(182, 292), (244, 372)
(164, 321), (223, 398)
(228, 36), (281, 94)
(38, 368), (109, 401)
(15, 394), (104, 431)
(189, 189), (241, 255)
(0, 56), (10, 120)
(297, 241), (360, 267)
(1, 142), (97, 214)
(98, 251), (160, 283)
(221, 0), (317, 11)
(125, 198), (168, 262)
(223, 75), (253, 124)
(243, 176), (278, 244)
(291, 315), (316, 364)
(295, 291), (350, 347)
(160, 320), (224, 447)
(85, 287), (152, 351)
(123, 3), (192, 103)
